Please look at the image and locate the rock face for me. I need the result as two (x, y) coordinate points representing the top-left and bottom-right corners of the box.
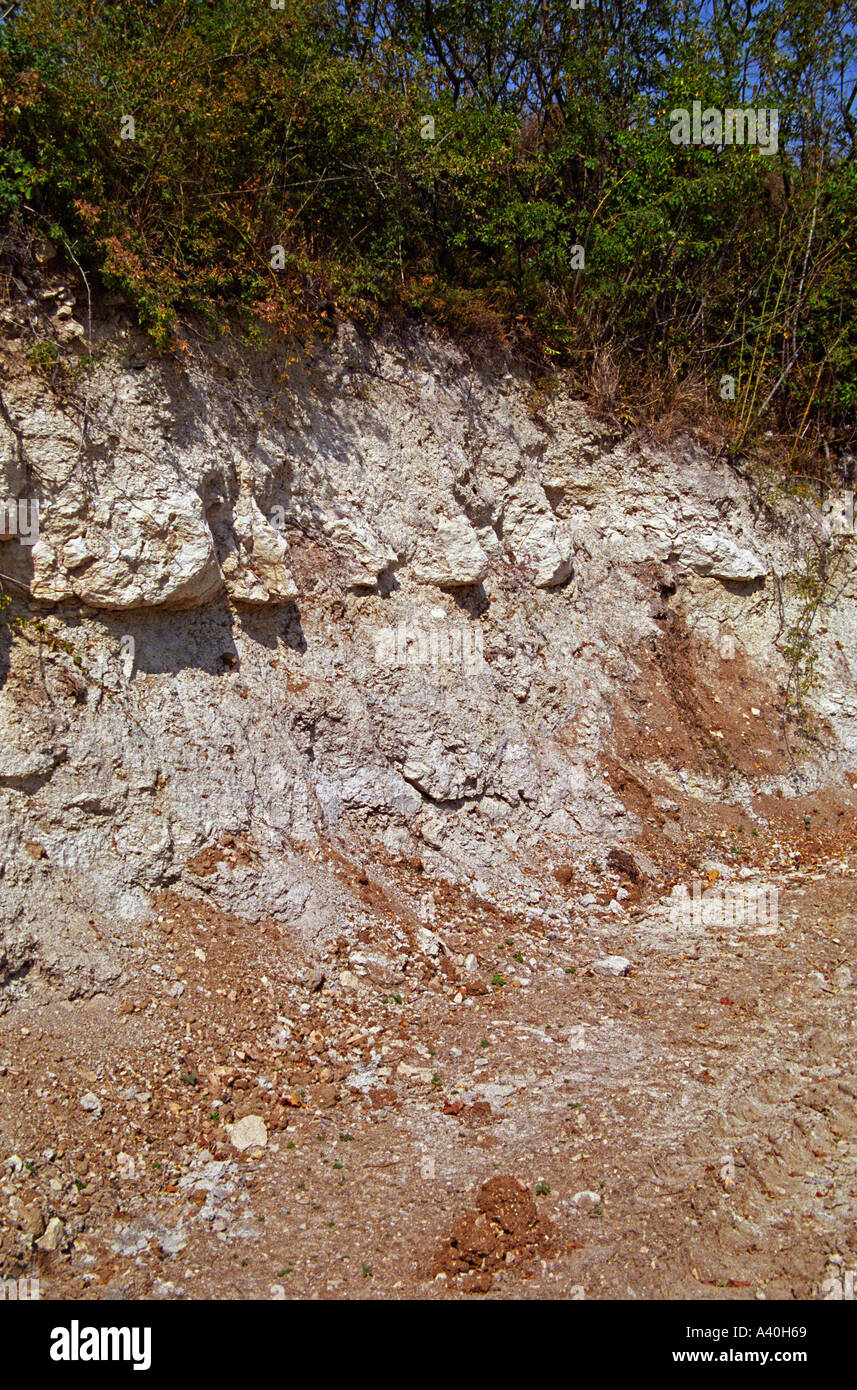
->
(680, 532), (766, 582)
(501, 491), (574, 588)
(0, 311), (855, 1008)
(412, 516), (489, 588)
(218, 497), (298, 605)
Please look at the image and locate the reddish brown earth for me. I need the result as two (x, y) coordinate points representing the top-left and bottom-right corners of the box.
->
(2, 786), (856, 1301)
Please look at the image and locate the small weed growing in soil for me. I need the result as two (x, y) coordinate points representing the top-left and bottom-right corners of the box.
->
(28, 339), (59, 375)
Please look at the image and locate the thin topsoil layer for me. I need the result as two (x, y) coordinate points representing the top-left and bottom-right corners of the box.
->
(2, 779), (856, 1300)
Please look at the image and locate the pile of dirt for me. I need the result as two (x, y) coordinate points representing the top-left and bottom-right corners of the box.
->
(430, 1175), (555, 1293)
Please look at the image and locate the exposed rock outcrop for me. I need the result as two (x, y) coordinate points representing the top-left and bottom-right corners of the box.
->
(0, 308), (855, 1008)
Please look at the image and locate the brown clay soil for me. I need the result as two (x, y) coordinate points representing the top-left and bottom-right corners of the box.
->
(2, 785), (856, 1301)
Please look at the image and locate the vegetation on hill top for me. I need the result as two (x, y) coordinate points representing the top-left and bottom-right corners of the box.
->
(0, 0), (855, 471)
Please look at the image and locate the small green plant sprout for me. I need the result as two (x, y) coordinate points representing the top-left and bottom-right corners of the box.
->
(28, 339), (59, 375)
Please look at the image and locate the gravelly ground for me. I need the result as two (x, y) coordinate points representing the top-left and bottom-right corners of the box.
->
(2, 818), (855, 1301)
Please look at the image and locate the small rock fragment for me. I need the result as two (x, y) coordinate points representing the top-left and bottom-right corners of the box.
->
(595, 955), (632, 976)
(417, 926), (443, 958)
(79, 1091), (103, 1117)
(229, 1115), (268, 1152)
(13, 1200), (45, 1238)
(36, 1217), (65, 1252)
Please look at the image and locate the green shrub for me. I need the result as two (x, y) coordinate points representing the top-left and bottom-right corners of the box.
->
(0, 0), (853, 459)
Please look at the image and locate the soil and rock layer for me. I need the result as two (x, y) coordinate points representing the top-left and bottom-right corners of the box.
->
(1, 283), (856, 1299)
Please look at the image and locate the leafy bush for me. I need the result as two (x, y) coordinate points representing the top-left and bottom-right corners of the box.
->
(0, 0), (854, 463)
